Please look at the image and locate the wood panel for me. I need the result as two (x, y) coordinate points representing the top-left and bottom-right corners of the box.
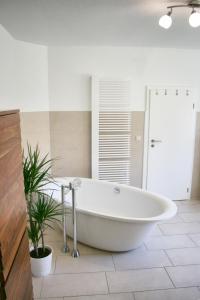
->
(0, 110), (33, 300)
(4, 232), (32, 300)
(0, 248), (6, 300)
(0, 113), (27, 280)
(0, 110), (19, 117)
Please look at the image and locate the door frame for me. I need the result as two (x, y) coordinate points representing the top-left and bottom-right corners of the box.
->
(142, 85), (196, 199)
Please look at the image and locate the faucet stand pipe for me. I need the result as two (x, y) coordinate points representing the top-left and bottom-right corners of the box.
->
(61, 185), (70, 253)
(71, 186), (80, 258)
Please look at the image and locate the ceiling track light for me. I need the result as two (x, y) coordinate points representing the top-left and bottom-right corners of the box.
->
(159, 0), (200, 29)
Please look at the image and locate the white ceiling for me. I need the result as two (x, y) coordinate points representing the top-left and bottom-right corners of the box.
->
(0, 0), (200, 48)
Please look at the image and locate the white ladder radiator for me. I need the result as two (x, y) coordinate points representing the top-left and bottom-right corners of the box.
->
(92, 77), (131, 185)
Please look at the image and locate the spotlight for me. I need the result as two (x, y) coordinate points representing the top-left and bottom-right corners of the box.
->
(159, 11), (172, 29)
(189, 9), (200, 27)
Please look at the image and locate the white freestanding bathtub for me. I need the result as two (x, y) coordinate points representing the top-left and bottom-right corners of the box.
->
(47, 177), (177, 252)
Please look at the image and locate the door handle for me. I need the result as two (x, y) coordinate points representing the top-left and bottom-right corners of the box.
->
(151, 139), (162, 143)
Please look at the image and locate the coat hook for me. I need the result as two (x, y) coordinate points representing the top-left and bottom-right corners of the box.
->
(164, 89), (167, 95)
(176, 89), (179, 96)
(186, 89), (189, 96)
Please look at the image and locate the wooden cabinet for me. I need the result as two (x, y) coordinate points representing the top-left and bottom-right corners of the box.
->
(0, 110), (33, 300)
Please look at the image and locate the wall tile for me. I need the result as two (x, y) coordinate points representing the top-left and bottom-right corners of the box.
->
(20, 111), (51, 157)
(50, 111), (91, 177)
(20, 111), (200, 196)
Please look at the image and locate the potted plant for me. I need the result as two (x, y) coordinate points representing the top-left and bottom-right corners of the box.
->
(23, 144), (62, 277)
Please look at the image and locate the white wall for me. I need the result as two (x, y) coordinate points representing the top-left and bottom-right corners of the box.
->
(1, 24), (200, 113)
(14, 40), (49, 112)
(0, 25), (49, 112)
(48, 46), (200, 111)
(0, 26), (15, 107)
(0, 25), (50, 157)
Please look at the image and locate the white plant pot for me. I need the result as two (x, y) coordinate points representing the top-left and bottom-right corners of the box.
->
(30, 245), (52, 277)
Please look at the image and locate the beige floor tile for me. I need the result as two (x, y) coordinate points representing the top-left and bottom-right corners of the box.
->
(177, 204), (200, 213)
(179, 212), (200, 222)
(145, 235), (195, 250)
(35, 298), (63, 300)
(32, 277), (44, 298)
(174, 200), (200, 206)
(33, 200), (200, 298)
(161, 215), (183, 224)
(166, 265), (200, 287)
(189, 233), (200, 246)
(44, 226), (63, 243)
(112, 249), (171, 270)
(41, 273), (108, 297)
(106, 268), (173, 293)
(150, 225), (163, 236)
(48, 241), (66, 255)
(134, 287), (200, 300)
(64, 293), (134, 300)
(166, 247), (200, 265)
(55, 255), (114, 273)
(159, 222), (200, 235)
(176, 200), (200, 206)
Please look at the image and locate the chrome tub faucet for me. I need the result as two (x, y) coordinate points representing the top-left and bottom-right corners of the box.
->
(61, 178), (81, 258)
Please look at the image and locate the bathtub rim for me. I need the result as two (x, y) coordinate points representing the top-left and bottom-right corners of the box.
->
(49, 177), (177, 223)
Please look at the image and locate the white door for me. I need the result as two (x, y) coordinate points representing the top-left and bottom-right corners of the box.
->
(144, 87), (196, 200)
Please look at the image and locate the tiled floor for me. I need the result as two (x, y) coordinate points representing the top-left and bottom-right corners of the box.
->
(33, 199), (200, 300)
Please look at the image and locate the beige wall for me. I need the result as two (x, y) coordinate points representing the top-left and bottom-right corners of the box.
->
(131, 112), (145, 187)
(20, 111), (200, 197)
(49, 111), (145, 187)
(49, 111), (91, 178)
(20, 112), (51, 157)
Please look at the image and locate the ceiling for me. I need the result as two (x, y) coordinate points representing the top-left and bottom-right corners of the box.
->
(0, 0), (200, 48)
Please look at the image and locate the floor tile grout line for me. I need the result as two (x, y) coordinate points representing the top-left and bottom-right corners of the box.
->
(111, 254), (116, 272)
(163, 266), (176, 288)
(156, 229), (200, 236)
(33, 285), (200, 298)
(157, 224), (166, 235)
(37, 291), (108, 299)
(53, 255), (58, 274)
(40, 264), (200, 276)
(114, 286), (200, 293)
(38, 277), (44, 299)
(80, 291), (139, 296)
(163, 249), (175, 266)
(145, 234), (199, 251)
(36, 288), (111, 298)
(164, 245), (200, 252)
(186, 233), (200, 246)
(35, 287), (200, 299)
(105, 271), (110, 294)
(143, 242), (148, 250)
(161, 219), (185, 225)
(166, 263), (200, 268)
(132, 291), (136, 300)
(53, 269), (115, 275)
(129, 286), (200, 300)
(145, 244), (199, 251)
(34, 290), (146, 299)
